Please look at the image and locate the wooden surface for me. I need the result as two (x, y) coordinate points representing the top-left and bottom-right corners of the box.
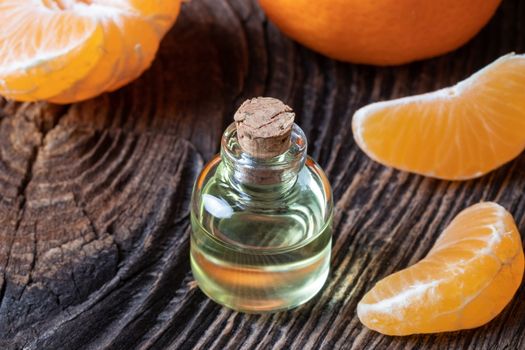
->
(0, 0), (524, 349)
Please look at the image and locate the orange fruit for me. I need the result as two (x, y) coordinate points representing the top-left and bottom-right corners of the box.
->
(258, 0), (502, 65)
(357, 202), (524, 336)
(0, 0), (181, 103)
(352, 53), (525, 180)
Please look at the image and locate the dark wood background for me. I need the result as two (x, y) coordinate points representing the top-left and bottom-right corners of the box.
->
(0, 0), (524, 349)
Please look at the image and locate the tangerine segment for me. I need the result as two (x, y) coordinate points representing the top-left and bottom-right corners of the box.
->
(47, 19), (125, 103)
(352, 53), (525, 180)
(0, 0), (181, 103)
(357, 202), (524, 336)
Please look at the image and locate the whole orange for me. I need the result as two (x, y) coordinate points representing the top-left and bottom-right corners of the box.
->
(258, 0), (502, 65)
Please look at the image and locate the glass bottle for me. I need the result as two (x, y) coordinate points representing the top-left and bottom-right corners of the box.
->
(190, 97), (333, 313)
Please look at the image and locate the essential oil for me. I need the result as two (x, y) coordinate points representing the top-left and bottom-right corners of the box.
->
(190, 97), (333, 313)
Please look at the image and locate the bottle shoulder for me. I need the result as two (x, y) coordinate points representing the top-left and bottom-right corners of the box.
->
(192, 156), (332, 221)
(192, 155), (333, 250)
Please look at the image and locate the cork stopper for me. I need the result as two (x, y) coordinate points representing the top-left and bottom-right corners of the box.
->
(234, 97), (295, 159)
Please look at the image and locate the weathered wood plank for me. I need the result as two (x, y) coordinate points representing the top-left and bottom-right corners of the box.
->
(0, 0), (523, 349)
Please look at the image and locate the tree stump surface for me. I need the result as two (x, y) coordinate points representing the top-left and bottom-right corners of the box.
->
(0, 1), (524, 349)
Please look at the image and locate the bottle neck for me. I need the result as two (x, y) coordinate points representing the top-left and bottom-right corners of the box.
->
(219, 123), (307, 193)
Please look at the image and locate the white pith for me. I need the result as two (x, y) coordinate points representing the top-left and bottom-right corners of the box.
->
(0, 1), (145, 76)
(357, 279), (442, 315)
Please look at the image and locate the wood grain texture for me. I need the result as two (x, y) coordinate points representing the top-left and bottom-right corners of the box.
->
(0, 0), (524, 349)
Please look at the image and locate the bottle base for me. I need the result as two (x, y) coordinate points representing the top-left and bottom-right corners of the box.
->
(190, 243), (331, 314)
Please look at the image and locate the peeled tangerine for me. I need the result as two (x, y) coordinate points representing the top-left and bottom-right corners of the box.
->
(352, 53), (525, 180)
(358, 202), (524, 335)
(0, 1), (181, 103)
